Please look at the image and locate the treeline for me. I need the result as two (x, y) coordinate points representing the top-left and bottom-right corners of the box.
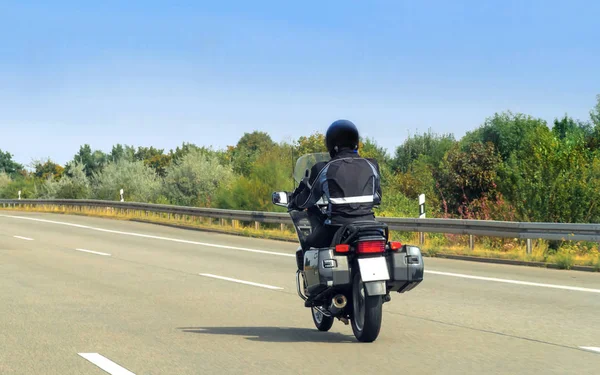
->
(1, 95), (600, 224)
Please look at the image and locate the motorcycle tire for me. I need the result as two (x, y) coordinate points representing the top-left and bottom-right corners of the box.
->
(350, 271), (383, 342)
(311, 307), (334, 331)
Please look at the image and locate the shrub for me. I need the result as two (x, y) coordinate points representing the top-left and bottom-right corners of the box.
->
(41, 161), (91, 199)
(91, 159), (161, 202)
(162, 149), (234, 207)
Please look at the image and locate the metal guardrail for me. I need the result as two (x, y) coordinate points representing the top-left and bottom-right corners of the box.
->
(0, 199), (293, 224)
(2, 199), (599, 251)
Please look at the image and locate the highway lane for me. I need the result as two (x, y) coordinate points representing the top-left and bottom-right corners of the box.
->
(1, 212), (599, 374)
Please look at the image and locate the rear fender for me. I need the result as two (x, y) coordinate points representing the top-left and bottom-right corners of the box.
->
(364, 281), (386, 296)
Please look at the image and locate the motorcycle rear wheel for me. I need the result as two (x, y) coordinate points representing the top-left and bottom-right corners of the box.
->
(350, 272), (382, 342)
(311, 307), (334, 331)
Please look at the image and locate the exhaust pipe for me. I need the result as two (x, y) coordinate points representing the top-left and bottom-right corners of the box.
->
(328, 294), (347, 315)
(332, 294), (347, 309)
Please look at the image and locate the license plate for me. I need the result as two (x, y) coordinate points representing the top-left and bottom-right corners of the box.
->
(358, 257), (390, 282)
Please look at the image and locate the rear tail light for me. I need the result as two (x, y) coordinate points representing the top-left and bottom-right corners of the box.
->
(389, 241), (402, 251)
(356, 240), (386, 254)
(335, 244), (350, 253)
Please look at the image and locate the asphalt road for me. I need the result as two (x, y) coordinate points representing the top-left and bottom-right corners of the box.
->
(1, 211), (599, 374)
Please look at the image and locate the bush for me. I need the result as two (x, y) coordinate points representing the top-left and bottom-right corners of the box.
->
(40, 161), (91, 199)
(0, 175), (41, 199)
(91, 159), (161, 202)
(376, 191), (418, 218)
(553, 251), (574, 270)
(162, 149), (234, 207)
(0, 172), (11, 191)
(216, 145), (294, 212)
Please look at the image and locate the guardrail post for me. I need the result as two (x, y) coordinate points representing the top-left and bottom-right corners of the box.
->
(255, 221), (260, 230)
(469, 235), (474, 251)
(280, 223), (285, 231)
(526, 239), (532, 255)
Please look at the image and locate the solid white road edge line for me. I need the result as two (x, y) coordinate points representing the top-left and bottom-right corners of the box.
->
(0, 214), (294, 257)
(13, 235), (33, 241)
(199, 273), (284, 290)
(78, 353), (136, 375)
(579, 346), (600, 354)
(75, 248), (111, 256)
(426, 270), (600, 294)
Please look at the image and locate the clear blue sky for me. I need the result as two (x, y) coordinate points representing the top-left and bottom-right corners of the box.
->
(1, 0), (598, 166)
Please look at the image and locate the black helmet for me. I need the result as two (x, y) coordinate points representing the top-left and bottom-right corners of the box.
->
(325, 119), (359, 156)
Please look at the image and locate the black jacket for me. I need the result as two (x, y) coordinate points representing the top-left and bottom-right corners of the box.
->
(290, 149), (382, 222)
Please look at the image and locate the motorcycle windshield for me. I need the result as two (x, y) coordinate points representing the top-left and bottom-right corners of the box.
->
(293, 152), (331, 183)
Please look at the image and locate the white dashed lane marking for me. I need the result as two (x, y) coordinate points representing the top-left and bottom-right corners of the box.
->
(13, 235), (33, 241)
(579, 346), (600, 354)
(199, 273), (283, 290)
(78, 353), (136, 374)
(75, 248), (111, 256)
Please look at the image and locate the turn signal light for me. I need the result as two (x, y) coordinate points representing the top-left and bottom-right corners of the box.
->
(389, 241), (402, 251)
(357, 240), (386, 254)
(335, 244), (350, 253)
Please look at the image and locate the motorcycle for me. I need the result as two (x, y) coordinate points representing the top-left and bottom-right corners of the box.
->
(272, 152), (424, 342)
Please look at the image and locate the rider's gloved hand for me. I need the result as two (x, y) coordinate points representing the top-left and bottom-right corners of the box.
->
(287, 197), (298, 211)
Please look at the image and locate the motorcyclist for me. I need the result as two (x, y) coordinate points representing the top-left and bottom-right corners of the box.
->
(288, 119), (382, 257)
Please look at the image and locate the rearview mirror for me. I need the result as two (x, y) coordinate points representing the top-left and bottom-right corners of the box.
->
(272, 191), (289, 207)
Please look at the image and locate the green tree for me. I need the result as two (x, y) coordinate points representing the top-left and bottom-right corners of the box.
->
(68, 144), (108, 178)
(217, 144), (294, 211)
(359, 137), (389, 162)
(168, 143), (230, 168)
(499, 124), (600, 223)
(434, 142), (502, 215)
(144, 153), (172, 177)
(163, 149), (234, 207)
(295, 132), (327, 156)
(462, 112), (547, 161)
(392, 130), (456, 173)
(168, 142), (202, 162)
(32, 158), (64, 181)
(109, 144), (136, 162)
(229, 131), (276, 176)
(0, 149), (24, 178)
(552, 115), (592, 141)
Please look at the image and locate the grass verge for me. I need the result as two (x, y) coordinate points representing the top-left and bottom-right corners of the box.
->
(2, 205), (598, 271)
